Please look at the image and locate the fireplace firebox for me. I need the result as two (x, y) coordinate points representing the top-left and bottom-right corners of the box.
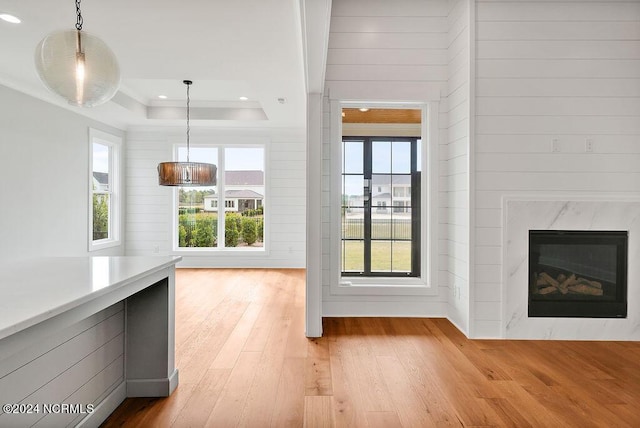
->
(528, 230), (628, 318)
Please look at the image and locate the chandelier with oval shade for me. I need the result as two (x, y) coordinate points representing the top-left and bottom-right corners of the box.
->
(34, 0), (120, 107)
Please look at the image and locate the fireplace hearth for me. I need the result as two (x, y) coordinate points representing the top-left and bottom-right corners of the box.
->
(528, 230), (628, 318)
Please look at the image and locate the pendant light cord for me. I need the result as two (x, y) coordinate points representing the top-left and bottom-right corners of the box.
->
(185, 81), (191, 163)
(75, 0), (83, 30)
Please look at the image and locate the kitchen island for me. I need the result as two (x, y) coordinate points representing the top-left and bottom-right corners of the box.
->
(0, 256), (181, 427)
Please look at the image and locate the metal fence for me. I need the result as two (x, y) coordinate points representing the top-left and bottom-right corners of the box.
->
(342, 218), (412, 240)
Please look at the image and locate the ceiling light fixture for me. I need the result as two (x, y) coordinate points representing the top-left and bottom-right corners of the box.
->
(158, 95), (168, 99)
(239, 96), (248, 101)
(359, 108), (370, 112)
(34, 0), (120, 107)
(158, 80), (217, 187)
(0, 13), (21, 24)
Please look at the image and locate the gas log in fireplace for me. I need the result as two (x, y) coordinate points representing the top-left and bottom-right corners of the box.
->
(528, 230), (628, 318)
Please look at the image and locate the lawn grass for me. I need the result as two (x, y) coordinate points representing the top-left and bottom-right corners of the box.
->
(342, 240), (411, 272)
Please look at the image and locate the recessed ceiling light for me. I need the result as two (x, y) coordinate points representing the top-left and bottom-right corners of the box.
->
(341, 112), (346, 117)
(0, 13), (21, 24)
(359, 108), (369, 112)
(158, 95), (167, 99)
(239, 96), (249, 101)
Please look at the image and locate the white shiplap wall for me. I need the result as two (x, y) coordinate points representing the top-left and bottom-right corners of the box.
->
(126, 128), (306, 268)
(321, 0), (451, 316)
(445, 0), (471, 334)
(474, 0), (640, 337)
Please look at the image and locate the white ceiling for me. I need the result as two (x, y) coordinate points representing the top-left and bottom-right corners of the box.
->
(0, 0), (307, 130)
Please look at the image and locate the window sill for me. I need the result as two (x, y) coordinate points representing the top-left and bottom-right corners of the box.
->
(334, 277), (438, 296)
(89, 239), (121, 252)
(172, 247), (268, 257)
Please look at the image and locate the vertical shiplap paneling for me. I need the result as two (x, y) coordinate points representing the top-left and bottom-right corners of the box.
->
(445, 0), (470, 333)
(126, 129), (306, 268)
(321, 0), (451, 316)
(474, 0), (640, 338)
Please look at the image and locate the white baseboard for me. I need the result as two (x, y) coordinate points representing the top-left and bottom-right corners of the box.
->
(322, 300), (447, 317)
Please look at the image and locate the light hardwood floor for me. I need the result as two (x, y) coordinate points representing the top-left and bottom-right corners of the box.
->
(102, 268), (640, 427)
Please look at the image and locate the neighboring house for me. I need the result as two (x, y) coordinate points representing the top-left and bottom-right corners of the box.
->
(204, 189), (263, 213)
(92, 172), (109, 191)
(347, 175), (411, 214)
(203, 170), (264, 213)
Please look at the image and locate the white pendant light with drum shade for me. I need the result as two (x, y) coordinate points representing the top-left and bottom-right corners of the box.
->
(157, 80), (217, 187)
(34, 0), (120, 107)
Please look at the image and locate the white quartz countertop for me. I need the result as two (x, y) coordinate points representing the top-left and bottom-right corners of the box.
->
(0, 256), (182, 341)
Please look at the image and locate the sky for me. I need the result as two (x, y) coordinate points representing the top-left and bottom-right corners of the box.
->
(92, 143), (109, 173)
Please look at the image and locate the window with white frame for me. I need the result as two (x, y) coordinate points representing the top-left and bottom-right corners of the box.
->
(335, 103), (441, 288)
(89, 129), (121, 250)
(330, 99), (439, 295)
(176, 145), (265, 250)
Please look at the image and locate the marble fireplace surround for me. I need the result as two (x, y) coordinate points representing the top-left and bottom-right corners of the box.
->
(503, 197), (640, 340)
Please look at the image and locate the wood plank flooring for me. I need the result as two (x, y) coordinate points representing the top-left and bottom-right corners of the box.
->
(101, 268), (640, 427)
